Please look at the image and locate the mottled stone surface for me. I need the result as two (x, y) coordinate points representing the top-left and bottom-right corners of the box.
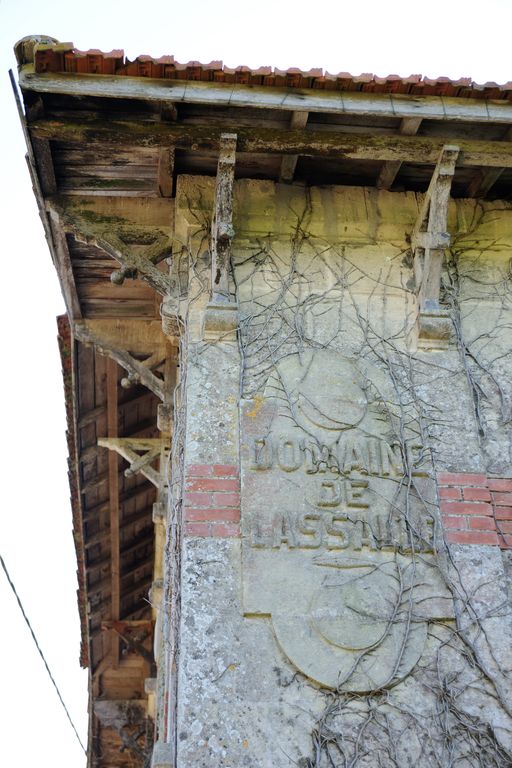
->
(170, 178), (512, 766)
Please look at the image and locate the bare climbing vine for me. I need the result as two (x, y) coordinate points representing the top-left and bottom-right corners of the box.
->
(165, 192), (512, 766)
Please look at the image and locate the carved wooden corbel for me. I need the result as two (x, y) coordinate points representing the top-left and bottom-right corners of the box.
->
(97, 438), (168, 489)
(203, 133), (239, 341)
(74, 321), (169, 403)
(74, 224), (172, 296)
(411, 144), (459, 349)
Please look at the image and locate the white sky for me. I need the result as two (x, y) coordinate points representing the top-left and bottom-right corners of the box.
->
(0, 1), (510, 766)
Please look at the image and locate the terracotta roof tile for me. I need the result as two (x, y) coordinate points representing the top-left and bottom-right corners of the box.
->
(31, 43), (512, 101)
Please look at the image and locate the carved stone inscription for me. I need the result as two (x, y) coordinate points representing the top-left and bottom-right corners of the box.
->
(241, 350), (453, 692)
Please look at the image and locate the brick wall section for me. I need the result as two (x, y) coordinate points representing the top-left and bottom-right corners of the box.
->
(183, 464), (240, 537)
(438, 472), (512, 548)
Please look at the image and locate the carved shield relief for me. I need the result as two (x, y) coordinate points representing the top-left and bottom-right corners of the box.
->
(241, 349), (453, 691)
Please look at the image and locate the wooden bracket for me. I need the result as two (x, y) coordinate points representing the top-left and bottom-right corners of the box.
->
(74, 322), (168, 402)
(204, 133), (239, 341)
(411, 145), (459, 349)
(412, 144), (459, 307)
(211, 133), (237, 302)
(98, 438), (169, 489)
(63, 219), (172, 296)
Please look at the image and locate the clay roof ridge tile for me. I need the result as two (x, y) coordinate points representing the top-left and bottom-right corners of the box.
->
(29, 43), (512, 94)
(73, 47), (124, 58)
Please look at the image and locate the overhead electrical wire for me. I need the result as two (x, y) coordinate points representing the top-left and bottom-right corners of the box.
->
(0, 552), (87, 755)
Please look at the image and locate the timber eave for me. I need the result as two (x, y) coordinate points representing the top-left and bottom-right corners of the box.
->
(18, 66), (512, 125)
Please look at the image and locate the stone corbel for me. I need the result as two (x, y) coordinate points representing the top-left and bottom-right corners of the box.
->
(97, 438), (169, 489)
(203, 133), (239, 341)
(411, 144), (459, 349)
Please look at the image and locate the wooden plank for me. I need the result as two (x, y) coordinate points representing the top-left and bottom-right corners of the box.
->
(377, 117), (423, 189)
(47, 210), (82, 319)
(280, 111), (309, 182)
(19, 68), (512, 124)
(76, 318), (168, 355)
(55, 164), (158, 179)
(32, 137), (57, 194)
(30, 117), (512, 168)
(107, 358), (120, 667)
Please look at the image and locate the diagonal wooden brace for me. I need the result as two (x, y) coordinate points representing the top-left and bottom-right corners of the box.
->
(98, 438), (168, 489)
(412, 144), (459, 309)
(74, 322), (167, 402)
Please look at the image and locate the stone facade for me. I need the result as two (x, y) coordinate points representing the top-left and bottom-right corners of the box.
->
(154, 178), (512, 767)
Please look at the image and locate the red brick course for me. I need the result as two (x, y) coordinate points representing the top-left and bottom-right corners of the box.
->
(187, 464), (214, 477)
(439, 487), (462, 500)
(440, 501), (493, 516)
(441, 514), (467, 530)
(184, 521), (240, 537)
(186, 507), (240, 522)
(468, 516), (497, 530)
(438, 472), (487, 486)
(495, 507), (512, 520)
(445, 530), (500, 546)
(491, 492), (512, 506)
(186, 477), (239, 492)
(488, 479), (512, 492)
(437, 471), (512, 549)
(183, 463), (240, 537)
(462, 487), (491, 502)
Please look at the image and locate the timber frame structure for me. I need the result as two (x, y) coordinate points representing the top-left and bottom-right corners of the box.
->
(13, 35), (512, 768)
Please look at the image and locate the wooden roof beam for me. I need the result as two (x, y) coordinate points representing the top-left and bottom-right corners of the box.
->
(377, 117), (422, 189)
(30, 118), (512, 168)
(19, 68), (512, 124)
(465, 127), (512, 197)
(280, 111), (309, 183)
(107, 358), (120, 667)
